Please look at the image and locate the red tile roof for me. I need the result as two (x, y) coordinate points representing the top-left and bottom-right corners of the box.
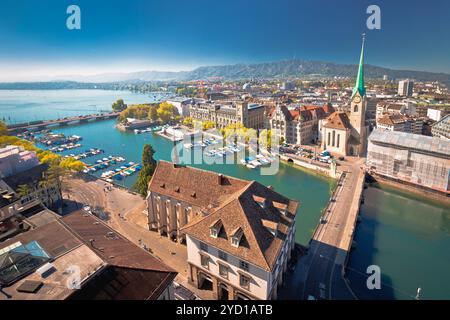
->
(149, 161), (299, 271)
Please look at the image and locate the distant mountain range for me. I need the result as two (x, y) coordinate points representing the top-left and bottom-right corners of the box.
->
(1, 59), (449, 88)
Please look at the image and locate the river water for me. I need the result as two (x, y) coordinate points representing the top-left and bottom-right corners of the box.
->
(1, 89), (448, 299)
(347, 184), (450, 300)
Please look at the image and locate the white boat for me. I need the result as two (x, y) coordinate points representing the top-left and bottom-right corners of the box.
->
(246, 163), (256, 169)
(250, 160), (262, 167)
(184, 143), (193, 149)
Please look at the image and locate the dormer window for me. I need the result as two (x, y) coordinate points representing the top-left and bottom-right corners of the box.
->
(210, 219), (223, 238)
(231, 227), (244, 248)
(273, 201), (288, 215)
(252, 195), (266, 209)
(262, 219), (278, 237)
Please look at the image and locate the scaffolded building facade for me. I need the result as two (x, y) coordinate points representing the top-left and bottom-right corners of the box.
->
(367, 129), (450, 193)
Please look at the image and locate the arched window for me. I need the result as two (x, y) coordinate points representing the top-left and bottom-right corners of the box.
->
(332, 130), (336, 147)
(327, 132), (331, 146)
(337, 134), (340, 148)
(354, 105), (358, 113)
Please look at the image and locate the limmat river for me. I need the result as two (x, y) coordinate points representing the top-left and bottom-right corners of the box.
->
(2, 89), (449, 299)
(347, 184), (450, 300)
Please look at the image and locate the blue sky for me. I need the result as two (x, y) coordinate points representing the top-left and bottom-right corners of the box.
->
(0, 0), (449, 81)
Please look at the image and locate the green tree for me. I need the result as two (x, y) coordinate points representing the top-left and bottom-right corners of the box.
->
(0, 121), (8, 136)
(46, 164), (69, 210)
(182, 117), (193, 127)
(59, 158), (85, 171)
(149, 106), (158, 121)
(142, 144), (156, 167)
(112, 99), (127, 112)
(16, 184), (32, 198)
(259, 129), (272, 150)
(202, 121), (216, 131)
(157, 102), (176, 123)
(133, 144), (157, 197)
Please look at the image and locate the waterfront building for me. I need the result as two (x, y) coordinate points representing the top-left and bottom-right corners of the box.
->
(166, 97), (195, 117)
(376, 113), (423, 134)
(398, 79), (414, 96)
(321, 36), (369, 156)
(117, 118), (154, 131)
(0, 210), (177, 300)
(188, 101), (266, 129)
(0, 145), (39, 178)
(431, 114), (450, 139)
(268, 104), (333, 145)
(146, 161), (298, 300)
(367, 129), (450, 194)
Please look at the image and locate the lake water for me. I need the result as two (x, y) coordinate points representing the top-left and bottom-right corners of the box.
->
(0, 89), (173, 124)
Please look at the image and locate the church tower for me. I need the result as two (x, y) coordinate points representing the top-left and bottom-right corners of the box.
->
(349, 34), (367, 152)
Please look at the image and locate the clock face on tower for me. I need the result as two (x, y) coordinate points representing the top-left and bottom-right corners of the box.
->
(353, 93), (361, 104)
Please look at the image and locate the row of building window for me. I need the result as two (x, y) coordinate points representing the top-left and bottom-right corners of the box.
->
(199, 242), (251, 290)
(327, 130), (340, 148)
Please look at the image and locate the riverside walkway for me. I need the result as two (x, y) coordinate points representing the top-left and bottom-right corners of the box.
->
(7, 112), (120, 133)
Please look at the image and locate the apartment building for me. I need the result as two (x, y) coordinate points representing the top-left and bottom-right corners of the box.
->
(188, 101), (266, 129)
(268, 104), (333, 145)
(0, 145), (39, 178)
(376, 113), (423, 134)
(431, 114), (450, 139)
(146, 161), (299, 300)
(0, 210), (177, 300)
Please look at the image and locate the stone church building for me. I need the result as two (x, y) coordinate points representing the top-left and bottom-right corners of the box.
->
(321, 36), (369, 157)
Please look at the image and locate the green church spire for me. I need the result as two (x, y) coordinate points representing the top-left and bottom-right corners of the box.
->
(352, 33), (366, 98)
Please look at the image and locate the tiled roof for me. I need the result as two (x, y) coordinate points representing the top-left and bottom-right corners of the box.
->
(269, 105), (331, 121)
(377, 113), (408, 126)
(148, 161), (249, 210)
(61, 211), (176, 274)
(322, 111), (352, 130)
(162, 161), (299, 271)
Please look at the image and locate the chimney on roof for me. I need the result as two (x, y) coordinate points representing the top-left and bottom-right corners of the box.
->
(218, 174), (224, 185)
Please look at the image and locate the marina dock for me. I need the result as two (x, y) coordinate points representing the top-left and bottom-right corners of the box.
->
(100, 163), (142, 182)
(83, 156), (126, 173)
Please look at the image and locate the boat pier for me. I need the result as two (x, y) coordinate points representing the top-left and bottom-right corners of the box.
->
(83, 156), (126, 173)
(100, 163), (142, 181)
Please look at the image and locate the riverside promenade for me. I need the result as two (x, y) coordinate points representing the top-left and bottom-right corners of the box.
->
(279, 157), (365, 300)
